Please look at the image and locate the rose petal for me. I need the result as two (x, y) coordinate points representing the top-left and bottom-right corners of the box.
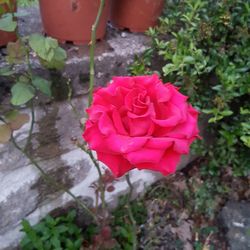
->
(153, 103), (182, 127)
(155, 83), (171, 102)
(146, 137), (173, 149)
(128, 117), (153, 136)
(112, 108), (128, 135)
(125, 148), (165, 164)
(97, 152), (133, 177)
(84, 125), (149, 154)
(128, 103), (155, 119)
(136, 150), (180, 175)
(173, 139), (190, 154)
(125, 88), (141, 111)
(98, 113), (116, 135)
(134, 74), (161, 88)
(87, 105), (109, 121)
(164, 105), (199, 139)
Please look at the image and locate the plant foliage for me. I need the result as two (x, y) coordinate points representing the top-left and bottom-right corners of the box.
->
(130, 0), (250, 176)
(20, 211), (83, 250)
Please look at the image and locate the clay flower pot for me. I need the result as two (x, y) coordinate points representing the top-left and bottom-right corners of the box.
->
(0, 0), (17, 47)
(110, 0), (164, 32)
(39, 0), (111, 45)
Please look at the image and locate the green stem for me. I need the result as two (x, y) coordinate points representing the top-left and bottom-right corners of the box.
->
(89, 150), (106, 211)
(78, 144), (106, 211)
(11, 135), (98, 223)
(125, 173), (137, 250)
(88, 0), (105, 106)
(66, 79), (81, 121)
(26, 49), (33, 80)
(86, 0), (107, 212)
(24, 100), (35, 151)
(23, 47), (35, 151)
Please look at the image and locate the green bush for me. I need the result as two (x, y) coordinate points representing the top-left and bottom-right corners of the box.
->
(20, 210), (83, 250)
(130, 0), (250, 176)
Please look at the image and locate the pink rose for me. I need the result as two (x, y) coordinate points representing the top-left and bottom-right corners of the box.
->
(83, 75), (199, 177)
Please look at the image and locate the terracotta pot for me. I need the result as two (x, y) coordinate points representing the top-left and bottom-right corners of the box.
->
(0, 0), (17, 47)
(110, 0), (164, 32)
(39, 0), (111, 45)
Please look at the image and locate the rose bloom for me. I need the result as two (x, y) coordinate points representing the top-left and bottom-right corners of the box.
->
(83, 75), (199, 177)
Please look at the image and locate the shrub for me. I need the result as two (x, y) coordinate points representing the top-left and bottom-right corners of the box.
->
(130, 0), (250, 176)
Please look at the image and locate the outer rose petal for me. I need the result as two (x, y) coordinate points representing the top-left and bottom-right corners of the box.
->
(164, 105), (199, 139)
(97, 152), (133, 177)
(125, 148), (165, 165)
(152, 103), (183, 127)
(83, 124), (149, 154)
(155, 83), (171, 102)
(136, 150), (181, 175)
(134, 74), (161, 88)
(111, 76), (135, 89)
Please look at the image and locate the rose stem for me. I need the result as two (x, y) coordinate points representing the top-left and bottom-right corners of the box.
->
(88, 0), (105, 106)
(87, 0), (107, 212)
(10, 132), (98, 223)
(125, 173), (138, 250)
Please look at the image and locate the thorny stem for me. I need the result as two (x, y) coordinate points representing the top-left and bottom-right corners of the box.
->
(24, 50), (35, 151)
(11, 135), (98, 223)
(78, 144), (106, 211)
(66, 78), (81, 121)
(26, 50), (33, 78)
(89, 150), (106, 211)
(24, 100), (34, 151)
(88, 0), (105, 106)
(125, 173), (137, 250)
(86, 0), (107, 213)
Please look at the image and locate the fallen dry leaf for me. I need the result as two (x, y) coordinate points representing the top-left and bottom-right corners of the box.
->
(0, 124), (11, 144)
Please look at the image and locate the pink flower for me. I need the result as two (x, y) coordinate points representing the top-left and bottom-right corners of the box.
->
(83, 75), (199, 177)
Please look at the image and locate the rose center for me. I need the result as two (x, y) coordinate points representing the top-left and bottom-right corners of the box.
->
(132, 91), (150, 115)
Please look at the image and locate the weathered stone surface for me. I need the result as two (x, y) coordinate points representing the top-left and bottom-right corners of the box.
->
(220, 201), (250, 250)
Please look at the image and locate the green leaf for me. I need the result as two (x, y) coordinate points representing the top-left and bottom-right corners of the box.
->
(51, 236), (61, 249)
(202, 109), (213, 114)
(221, 110), (233, 116)
(183, 56), (195, 64)
(11, 82), (35, 106)
(41, 47), (67, 70)
(0, 13), (17, 32)
(29, 34), (57, 61)
(240, 108), (250, 115)
(0, 66), (14, 76)
(74, 238), (83, 248)
(21, 220), (44, 250)
(240, 136), (250, 148)
(208, 115), (224, 123)
(29, 34), (67, 69)
(162, 64), (176, 76)
(66, 210), (76, 222)
(32, 76), (51, 96)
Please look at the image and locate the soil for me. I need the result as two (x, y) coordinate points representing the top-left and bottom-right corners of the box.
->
(137, 159), (250, 250)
